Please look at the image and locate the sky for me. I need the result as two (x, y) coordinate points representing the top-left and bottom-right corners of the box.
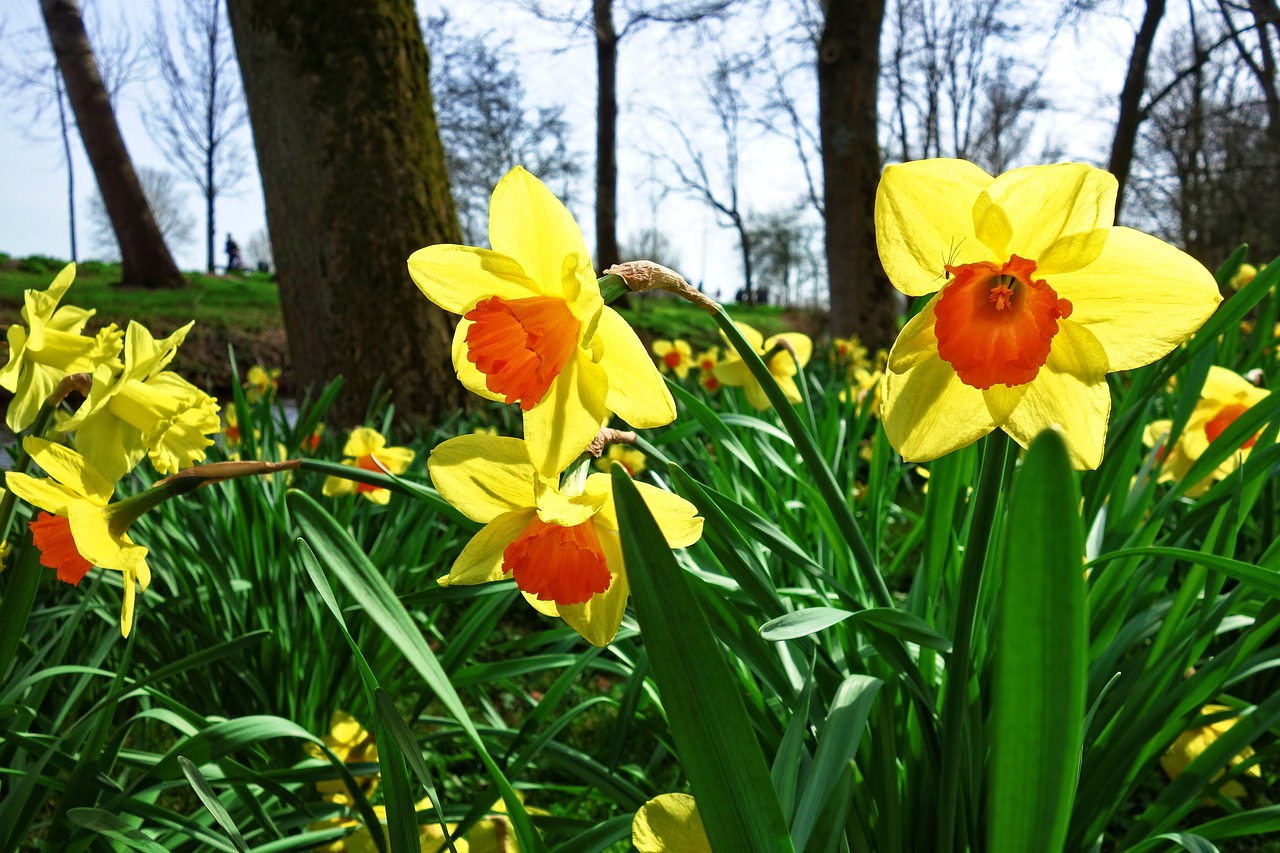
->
(0, 0), (1141, 301)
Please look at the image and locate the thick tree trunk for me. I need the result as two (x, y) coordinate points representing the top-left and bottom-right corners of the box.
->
(41, 0), (185, 288)
(225, 0), (465, 425)
(819, 0), (897, 349)
(595, 0), (620, 271)
(1108, 0), (1165, 219)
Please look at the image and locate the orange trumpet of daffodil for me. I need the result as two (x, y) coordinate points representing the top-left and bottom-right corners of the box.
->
(875, 160), (1221, 468)
(428, 434), (702, 646)
(408, 167), (675, 478)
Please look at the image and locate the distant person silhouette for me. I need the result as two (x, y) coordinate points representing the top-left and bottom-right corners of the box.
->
(225, 233), (244, 273)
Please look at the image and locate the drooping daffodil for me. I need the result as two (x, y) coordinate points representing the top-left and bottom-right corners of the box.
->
(1160, 704), (1261, 801)
(875, 160), (1221, 468)
(244, 364), (281, 402)
(1143, 366), (1269, 495)
(0, 262), (123, 432)
(58, 320), (221, 481)
(428, 434), (702, 646)
(321, 427), (415, 504)
(4, 438), (152, 637)
(408, 166), (675, 478)
(713, 322), (813, 409)
(631, 794), (712, 853)
(652, 338), (694, 379)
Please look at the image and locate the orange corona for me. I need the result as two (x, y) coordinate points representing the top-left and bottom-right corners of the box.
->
(30, 512), (94, 585)
(502, 516), (611, 605)
(464, 296), (581, 410)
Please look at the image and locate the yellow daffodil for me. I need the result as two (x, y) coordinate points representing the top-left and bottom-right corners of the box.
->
(307, 710), (380, 805)
(695, 347), (722, 392)
(302, 423), (325, 453)
(652, 339), (694, 379)
(594, 443), (646, 476)
(1143, 366), (1269, 495)
(1160, 704), (1261, 800)
(1229, 263), (1260, 291)
(321, 427), (415, 504)
(408, 167), (675, 478)
(713, 322), (813, 409)
(59, 321), (221, 481)
(428, 434), (702, 646)
(4, 438), (151, 637)
(310, 797), (466, 853)
(875, 160), (1221, 468)
(831, 334), (869, 370)
(245, 364), (281, 402)
(1, 262), (123, 431)
(222, 405), (246, 450)
(632, 794), (711, 853)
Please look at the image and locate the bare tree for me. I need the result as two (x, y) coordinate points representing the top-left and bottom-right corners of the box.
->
(1108, 0), (1167, 215)
(746, 204), (823, 307)
(87, 166), (195, 260)
(40, 0), (185, 288)
(144, 0), (248, 274)
(246, 227), (272, 272)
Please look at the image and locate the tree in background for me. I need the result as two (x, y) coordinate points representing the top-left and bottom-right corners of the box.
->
(746, 204), (824, 307)
(87, 166), (195, 260)
(225, 0), (465, 424)
(40, 0), (185, 288)
(246, 227), (272, 272)
(422, 12), (580, 245)
(145, 0), (249, 274)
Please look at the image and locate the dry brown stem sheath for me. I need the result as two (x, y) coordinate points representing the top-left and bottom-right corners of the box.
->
(605, 260), (721, 312)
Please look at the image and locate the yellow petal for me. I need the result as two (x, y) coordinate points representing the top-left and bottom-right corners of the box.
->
(986, 163), (1117, 270)
(534, 477), (606, 527)
(429, 435), (539, 523)
(24, 437), (115, 503)
(771, 375), (803, 407)
(408, 244), (541, 313)
(322, 474), (356, 497)
(5, 471), (79, 515)
(374, 445), (415, 476)
(1053, 228), (1220, 371)
(596, 308), (676, 428)
(765, 333), (813, 372)
(343, 427), (387, 458)
(445, 510), (534, 586)
(558, 525), (629, 647)
(886, 296), (942, 373)
(1200, 365), (1264, 405)
(65, 400), (148, 483)
(523, 353), (610, 479)
(488, 166), (593, 300)
(712, 358), (752, 387)
(451, 320), (507, 403)
(875, 158), (997, 296)
(67, 499), (148, 573)
(632, 793), (712, 853)
(522, 589), (560, 617)
(120, 568), (137, 638)
(722, 321), (765, 353)
(1000, 320), (1111, 469)
(587, 472), (703, 549)
(881, 342), (994, 462)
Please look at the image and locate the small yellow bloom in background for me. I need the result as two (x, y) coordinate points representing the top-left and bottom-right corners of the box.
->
(310, 798), (467, 853)
(307, 710), (380, 806)
(594, 443), (646, 476)
(472, 425), (498, 436)
(428, 434), (702, 646)
(1, 262), (123, 432)
(831, 334), (870, 370)
(694, 346), (719, 374)
(4, 438), (151, 637)
(322, 427), (415, 504)
(302, 422), (326, 453)
(632, 794), (712, 853)
(875, 159), (1221, 469)
(59, 320), (221, 481)
(244, 364), (281, 402)
(651, 339), (694, 379)
(0, 536), (10, 570)
(1160, 704), (1261, 800)
(1143, 366), (1270, 495)
(1229, 263), (1260, 291)
(408, 166), (675, 478)
(713, 322), (813, 409)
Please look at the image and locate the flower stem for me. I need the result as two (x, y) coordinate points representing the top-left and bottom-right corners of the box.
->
(712, 306), (892, 609)
(935, 430), (1011, 853)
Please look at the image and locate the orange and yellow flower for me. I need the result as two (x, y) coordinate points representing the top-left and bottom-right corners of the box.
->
(652, 339), (694, 379)
(594, 443), (646, 476)
(408, 167), (675, 478)
(322, 427), (415, 504)
(875, 160), (1220, 468)
(714, 323), (812, 409)
(428, 434), (701, 646)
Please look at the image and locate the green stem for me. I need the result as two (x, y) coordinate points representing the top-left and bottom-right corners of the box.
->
(712, 306), (892, 609)
(935, 430), (1011, 853)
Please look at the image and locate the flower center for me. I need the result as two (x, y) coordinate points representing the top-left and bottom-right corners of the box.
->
(502, 516), (611, 605)
(1205, 403), (1257, 448)
(355, 453), (384, 493)
(464, 296), (581, 411)
(663, 351), (683, 369)
(933, 255), (1074, 390)
(30, 512), (94, 586)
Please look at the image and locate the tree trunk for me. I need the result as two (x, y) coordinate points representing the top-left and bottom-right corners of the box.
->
(819, 0), (897, 349)
(41, 0), (185, 288)
(1108, 0), (1165, 219)
(595, 0), (620, 271)
(225, 0), (465, 425)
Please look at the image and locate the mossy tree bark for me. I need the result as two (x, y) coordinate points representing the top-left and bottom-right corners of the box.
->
(225, 0), (465, 425)
(41, 0), (186, 289)
(819, 0), (899, 350)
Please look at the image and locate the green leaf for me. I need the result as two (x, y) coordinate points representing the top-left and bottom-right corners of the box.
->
(65, 808), (171, 853)
(988, 430), (1087, 853)
(853, 608), (952, 651)
(177, 757), (250, 853)
(611, 465), (794, 853)
(759, 607), (856, 641)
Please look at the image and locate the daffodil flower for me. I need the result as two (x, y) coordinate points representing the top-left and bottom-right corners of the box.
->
(428, 434), (702, 646)
(1144, 366), (1269, 495)
(0, 263), (123, 431)
(652, 339), (694, 379)
(631, 794), (712, 853)
(408, 167), (675, 478)
(321, 427), (415, 504)
(713, 322), (813, 409)
(307, 710), (380, 805)
(875, 160), (1221, 468)
(245, 364), (281, 402)
(5, 438), (151, 637)
(59, 321), (221, 481)
(594, 443), (646, 476)
(1160, 704), (1261, 801)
